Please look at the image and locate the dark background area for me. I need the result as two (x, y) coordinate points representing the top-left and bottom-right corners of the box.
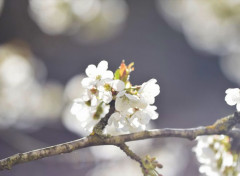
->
(0, 0), (236, 175)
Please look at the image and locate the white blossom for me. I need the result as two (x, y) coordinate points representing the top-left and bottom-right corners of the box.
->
(108, 78), (160, 133)
(71, 98), (109, 133)
(138, 79), (160, 105)
(82, 60), (113, 88)
(225, 88), (240, 111)
(115, 91), (139, 113)
(135, 105), (159, 122)
(29, 0), (128, 43)
(97, 79), (125, 104)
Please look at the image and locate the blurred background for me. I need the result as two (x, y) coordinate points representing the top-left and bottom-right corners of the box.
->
(0, 0), (239, 175)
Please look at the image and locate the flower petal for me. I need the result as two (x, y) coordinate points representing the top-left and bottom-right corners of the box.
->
(85, 64), (97, 78)
(225, 88), (240, 106)
(111, 80), (125, 91)
(81, 77), (95, 88)
(97, 60), (108, 73)
(237, 103), (240, 111)
(102, 70), (114, 79)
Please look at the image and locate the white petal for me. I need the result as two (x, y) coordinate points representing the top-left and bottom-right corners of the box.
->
(143, 106), (158, 120)
(151, 111), (158, 120)
(115, 96), (131, 112)
(140, 116), (151, 125)
(115, 97), (124, 111)
(225, 94), (237, 106)
(97, 85), (105, 92)
(82, 90), (91, 101)
(117, 90), (125, 97)
(225, 88), (239, 94)
(85, 64), (97, 78)
(97, 78), (112, 87)
(102, 91), (113, 104)
(91, 96), (98, 106)
(101, 70), (114, 79)
(131, 118), (140, 128)
(111, 80), (125, 91)
(101, 104), (110, 117)
(97, 60), (108, 73)
(81, 77), (95, 88)
(136, 97), (148, 109)
(138, 79), (160, 104)
(237, 103), (240, 111)
(108, 112), (121, 126)
(125, 93), (139, 101)
(132, 111), (148, 125)
(225, 88), (240, 106)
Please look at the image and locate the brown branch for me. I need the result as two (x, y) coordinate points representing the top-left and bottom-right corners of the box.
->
(92, 105), (115, 135)
(0, 112), (240, 171)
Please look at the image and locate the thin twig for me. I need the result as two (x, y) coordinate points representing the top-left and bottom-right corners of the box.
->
(117, 143), (147, 174)
(0, 112), (239, 171)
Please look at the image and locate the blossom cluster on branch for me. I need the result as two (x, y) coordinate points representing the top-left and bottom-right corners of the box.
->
(71, 60), (160, 134)
(2, 60), (240, 176)
(192, 88), (240, 176)
(70, 60), (240, 176)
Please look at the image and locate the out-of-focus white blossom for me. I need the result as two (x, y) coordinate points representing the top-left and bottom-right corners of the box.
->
(158, 0), (240, 87)
(71, 98), (109, 132)
(62, 74), (90, 136)
(29, 0), (128, 43)
(220, 54), (240, 86)
(0, 54), (33, 87)
(69, 60), (160, 134)
(63, 74), (86, 101)
(0, 42), (63, 129)
(193, 135), (240, 176)
(90, 139), (153, 161)
(158, 0), (240, 55)
(87, 139), (188, 176)
(225, 88), (240, 111)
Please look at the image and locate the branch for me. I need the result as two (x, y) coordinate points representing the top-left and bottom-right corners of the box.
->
(0, 112), (240, 171)
(92, 105), (115, 135)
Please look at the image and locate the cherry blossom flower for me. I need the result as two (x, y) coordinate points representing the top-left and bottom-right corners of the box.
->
(225, 88), (240, 111)
(82, 60), (113, 88)
(108, 78), (160, 133)
(115, 91), (140, 113)
(71, 98), (109, 133)
(98, 79), (125, 104)
(138, 79), (160, 105)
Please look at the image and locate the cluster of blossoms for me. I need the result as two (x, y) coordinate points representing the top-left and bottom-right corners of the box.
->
(192, 88), (240, 176)
(29, 0), (128, 43)
(193, 135), (240, 176)
(71, 60), (160, 134)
